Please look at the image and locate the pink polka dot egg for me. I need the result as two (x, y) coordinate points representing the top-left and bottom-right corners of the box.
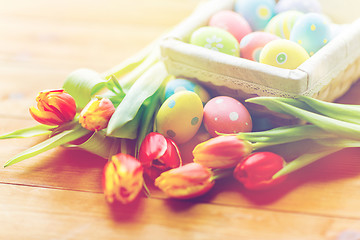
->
(240, 31), (280, 62)
(208, 10), (252, 43)
(203, 96), (252, 137)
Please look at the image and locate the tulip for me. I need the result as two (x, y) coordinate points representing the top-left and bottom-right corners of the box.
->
(233, 152), (287, 190)
(79, 98), (115, 131)
(193, 135), (253, 169)
(29, 89), (76, 126)
(138, 132), (182, 179)
(155, 163), (214, 199)
(102, 153), (144, 204)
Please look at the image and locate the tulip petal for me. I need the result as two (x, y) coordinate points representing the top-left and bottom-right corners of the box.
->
(29, 106), (64, 126)
(138, 132), (167, 166)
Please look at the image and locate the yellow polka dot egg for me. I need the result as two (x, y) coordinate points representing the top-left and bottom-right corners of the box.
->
(259, 39), (309, 69)
(290, 13), (331, 56)
(155, 91), (203, 144)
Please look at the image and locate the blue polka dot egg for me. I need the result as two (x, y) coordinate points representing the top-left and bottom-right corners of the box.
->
(156, 91), (203, 144)
(164, 78), (210, 104)
(290, 13), (331, 56)
(234, 0), (276, 31)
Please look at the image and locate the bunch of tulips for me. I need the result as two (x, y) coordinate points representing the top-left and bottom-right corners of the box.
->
(2, 36), (360, 205)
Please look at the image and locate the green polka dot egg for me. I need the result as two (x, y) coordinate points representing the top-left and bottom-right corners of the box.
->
(290, 13), (331, 56)
(190, 26), (240, 57)
(155, 91), (203, 144)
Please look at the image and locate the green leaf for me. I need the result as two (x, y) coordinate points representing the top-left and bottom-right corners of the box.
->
(297, 95), (360, 124)
(247, 97), (360, 141)
(106, 61), (168, 137)
(3, 126), (91, 168)
(63, 68), (106, 110)
(0, 124), (54, 139)
(107, 106), (144, 139)
(135, 83), (165, 156)
(64, 131), (119, 159)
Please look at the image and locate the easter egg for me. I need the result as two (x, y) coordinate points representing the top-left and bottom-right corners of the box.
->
(259, 39), (309, 69)
(190, 26), (240, 57)
(240, 31), (280, 62)
(290, 13), (331, 56)
(203, 96), (252, 137)
(164, 78), (210, 104)
(265, 10), (304, 39)
(208, 10), (252, 43)
(275, 0), (322, 14)
(156, 91), (203, 144)
(234, 0), (276, 31)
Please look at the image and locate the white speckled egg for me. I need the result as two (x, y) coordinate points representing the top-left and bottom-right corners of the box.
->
(240, 31), (280, 62)
(203, 96), (252, 137)
(259, 39), (309, 69)
(275, 0), (322, 14)
(208, 10), (252, 43)
(164, 78), (210, 104)
(190, 26), (240, 57)
(156, 91), (203, 144)
(265, 10), (304, 39)
(234, 0), (276, 31)
(290, 13), (331, 56)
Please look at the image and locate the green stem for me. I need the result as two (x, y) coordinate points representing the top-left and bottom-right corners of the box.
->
(272, 147), (342, 179)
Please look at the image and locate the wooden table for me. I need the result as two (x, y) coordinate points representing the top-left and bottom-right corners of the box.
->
(1, 0), (360, 239)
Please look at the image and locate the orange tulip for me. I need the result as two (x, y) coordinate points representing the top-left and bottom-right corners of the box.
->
(193, 135), (253, 169)
(29, 89), (76, 126)
(79, 98), (115, 131)
(102, 153), (144, 204)
(155, 163), (214, 199)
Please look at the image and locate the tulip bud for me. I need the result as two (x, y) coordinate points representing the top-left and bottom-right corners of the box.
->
(102, 153), (144, 204)
(193, 135), (253, 169)
(79, 98), (115, 131)
(155, 163), (214, 199)
(29, 89), (76, 126)
(233, 152), (287, 190)
(138, 132), (182, 179)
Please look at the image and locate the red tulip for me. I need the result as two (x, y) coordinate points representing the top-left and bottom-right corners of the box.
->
(193, 135), (253, 169)
(138, 132), (182, 179)
(155, 163), (214, 199)
(233, 152), (287, 190)
(79, 98), (115, 131)
(29, 89), (76, 126)
(102, 153), (144, 204)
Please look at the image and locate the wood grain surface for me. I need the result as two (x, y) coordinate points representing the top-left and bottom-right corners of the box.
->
(1, 1), (360, 239)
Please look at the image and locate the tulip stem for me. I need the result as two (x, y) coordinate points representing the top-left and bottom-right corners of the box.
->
(143, 182), (151, 198)
(211, 168), (234, 180)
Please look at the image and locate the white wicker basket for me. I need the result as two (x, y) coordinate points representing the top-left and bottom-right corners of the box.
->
(160, 0), (360, 103)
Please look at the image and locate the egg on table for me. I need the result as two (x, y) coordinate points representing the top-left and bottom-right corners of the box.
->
(208, 10), (252, 43)
(156, 91), (204, 144)
(240, 31), (280, 62)
(164, 78), (210, 104)
(234, 0), (276, 31)
(275, 0), (322, 14)
(203, 96), (252, 137)
(290, 13), (331, 56)
(265, 10), (304, 39)
(190, 26), (240, 57)
(259, 39), (310, 69)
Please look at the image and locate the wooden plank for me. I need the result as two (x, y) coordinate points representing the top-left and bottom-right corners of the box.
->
(1, 183), (359, 240)
(1, 119), (360, 220)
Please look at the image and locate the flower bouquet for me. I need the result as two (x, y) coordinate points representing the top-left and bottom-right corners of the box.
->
(2, 0), (360, 205)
